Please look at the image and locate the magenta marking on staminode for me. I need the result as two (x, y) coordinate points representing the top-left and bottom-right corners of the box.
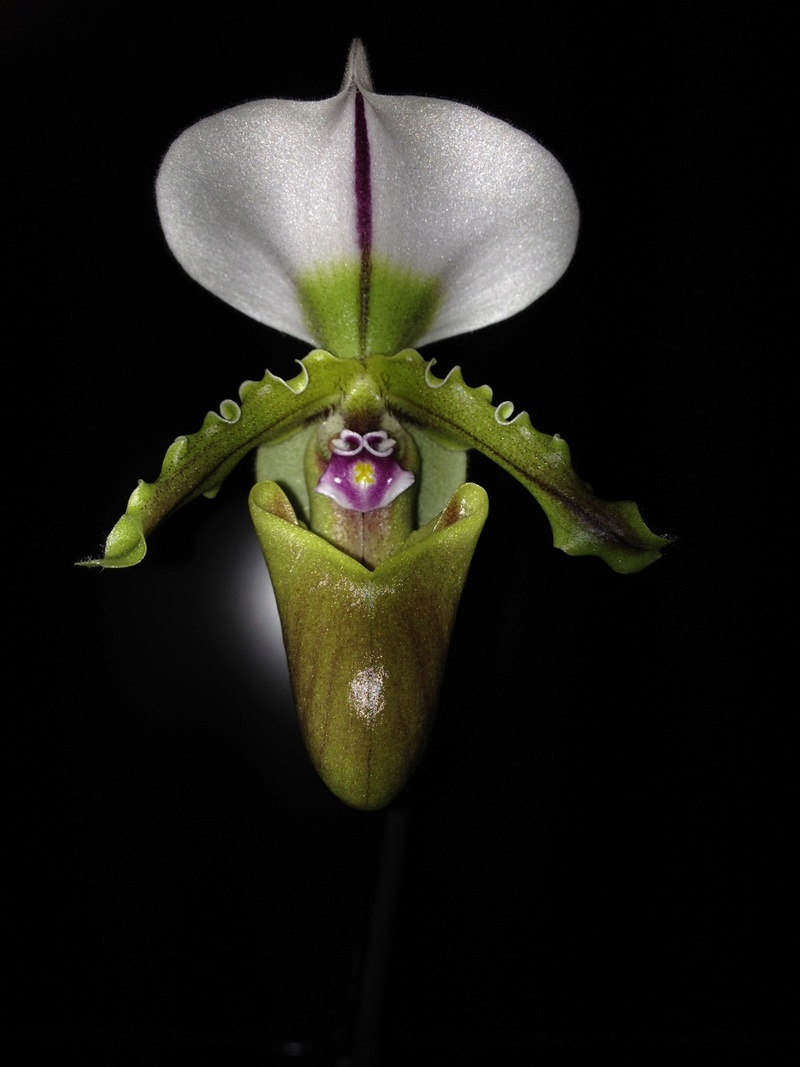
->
(354, 90), (372, 354)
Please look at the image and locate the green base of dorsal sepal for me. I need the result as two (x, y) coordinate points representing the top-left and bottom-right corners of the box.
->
(249, 479), (489, 810)
(79, 351), (365, 569)
(296, 258), (442, 360)
(368, 350), (670, 574)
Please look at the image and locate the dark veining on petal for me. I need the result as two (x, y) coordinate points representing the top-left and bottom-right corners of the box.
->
(354, 90), (372, 357)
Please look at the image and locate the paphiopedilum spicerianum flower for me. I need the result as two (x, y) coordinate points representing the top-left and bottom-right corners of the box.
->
(82, 41), (669, 810)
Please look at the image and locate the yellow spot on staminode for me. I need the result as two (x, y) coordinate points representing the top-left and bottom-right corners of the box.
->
(353, 461), (376, 486)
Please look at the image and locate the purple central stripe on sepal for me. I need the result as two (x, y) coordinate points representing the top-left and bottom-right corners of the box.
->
(354, 90), (372, 354)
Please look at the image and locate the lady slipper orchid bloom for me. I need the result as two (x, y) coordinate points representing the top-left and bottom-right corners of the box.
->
(83, 40), (668, 810)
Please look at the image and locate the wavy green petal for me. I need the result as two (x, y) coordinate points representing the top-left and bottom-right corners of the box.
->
(80, 351), (363, 568)
(369, 350), (669, 574)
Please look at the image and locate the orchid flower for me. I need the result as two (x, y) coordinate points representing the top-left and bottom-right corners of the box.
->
(82, 41), (668, 810)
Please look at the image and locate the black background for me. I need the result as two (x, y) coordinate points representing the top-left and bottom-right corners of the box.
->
(3, 2), (794, 1061)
